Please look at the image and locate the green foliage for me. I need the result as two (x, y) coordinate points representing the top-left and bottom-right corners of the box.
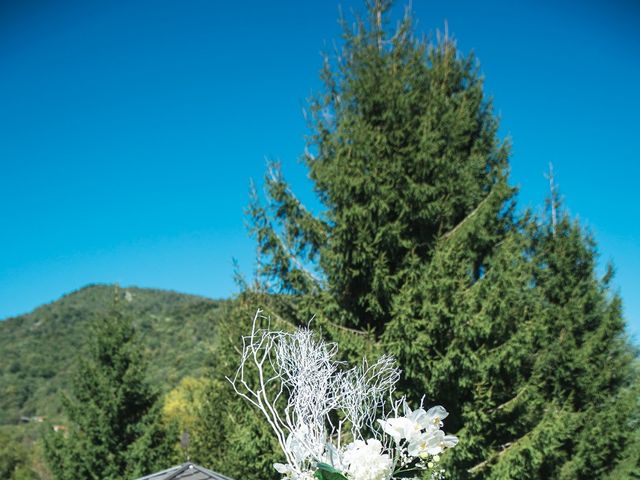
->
(0, 425), (52, 480)
(162, 376), (212, 444)
(250, 0), (513, 327)
(0, 429), (32, 478)
(189, 296), (284, 480)
(0, 2), (637, 479)
(233, 1), (640, 479)
(42, 301), (178, 479)
(315, 463), (348, 480)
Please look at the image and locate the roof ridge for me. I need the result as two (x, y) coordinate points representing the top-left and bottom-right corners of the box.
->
(134, 462), (234, 480)
(191, 464), (235, 480)
(163, 463), (193, 480)
(135, 464), (183, 480)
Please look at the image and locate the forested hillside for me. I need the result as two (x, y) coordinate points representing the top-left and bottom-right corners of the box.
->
(0, 284), (230, 455)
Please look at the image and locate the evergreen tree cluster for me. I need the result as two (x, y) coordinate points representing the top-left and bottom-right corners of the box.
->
(196, 1), (639, 479)
(44, 291), (177, 480)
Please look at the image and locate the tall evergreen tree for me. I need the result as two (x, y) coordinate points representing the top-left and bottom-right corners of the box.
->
(44, 294), (177, 480)
(205, 1), (638, 478)
(516, 206), (638, 479)
(248, 0), (513, 335)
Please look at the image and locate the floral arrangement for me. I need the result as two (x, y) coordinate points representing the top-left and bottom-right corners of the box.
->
(228, 310), (458, 480)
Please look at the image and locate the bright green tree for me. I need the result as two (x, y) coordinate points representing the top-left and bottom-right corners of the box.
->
(249, 0), (519, 429)
(0, 430), (33, 479)
(44, 299), (177, 480)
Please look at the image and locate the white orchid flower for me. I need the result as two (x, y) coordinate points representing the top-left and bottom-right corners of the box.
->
(424, 406), (449, 429)
(408, 430), (459, 457)
(378, 405), (451, 445)
(406, 405), (449, 431)
(377, 416), (422, 443)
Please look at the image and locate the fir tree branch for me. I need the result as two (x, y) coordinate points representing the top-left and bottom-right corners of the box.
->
(320, 318), (373, 337)
(489, 387), (528, 414)
(441, 190), (494, 241)
(271, 228), (324, 289)
(467, 441), (514, 474)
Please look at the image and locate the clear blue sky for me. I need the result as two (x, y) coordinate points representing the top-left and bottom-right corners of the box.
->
(1, 0), (638, 341)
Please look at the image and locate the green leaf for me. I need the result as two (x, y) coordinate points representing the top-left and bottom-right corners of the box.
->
(314, 463), (348, 480)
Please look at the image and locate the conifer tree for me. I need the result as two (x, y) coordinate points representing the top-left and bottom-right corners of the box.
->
(516, 206), (639, 479)
(44, 296), (177, 480)
(207, 1), (638, 478)
(248, 0), (513, 335)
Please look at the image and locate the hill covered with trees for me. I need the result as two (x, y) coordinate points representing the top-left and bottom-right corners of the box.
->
(0, 284), (229, 425)
(0, 284), (231, 478)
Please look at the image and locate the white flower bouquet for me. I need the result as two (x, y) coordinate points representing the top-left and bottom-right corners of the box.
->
(228, 310), (458, 480)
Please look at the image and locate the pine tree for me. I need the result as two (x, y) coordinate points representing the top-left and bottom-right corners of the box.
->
(209, 1), (638, 478)
(248, 0), (513, 335)
(44, 295), (177, 480)
(520, 207), (638, 479)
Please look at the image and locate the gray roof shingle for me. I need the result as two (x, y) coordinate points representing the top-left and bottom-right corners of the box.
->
(135, 462), (235, 480)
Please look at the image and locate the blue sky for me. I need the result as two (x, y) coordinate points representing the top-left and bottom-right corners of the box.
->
(1, 0), (638, 341)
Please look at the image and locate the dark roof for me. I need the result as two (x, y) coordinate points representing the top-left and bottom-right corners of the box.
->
(135, 463), (235, 480)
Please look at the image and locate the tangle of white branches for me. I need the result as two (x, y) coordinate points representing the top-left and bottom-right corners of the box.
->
(228, 309), (400, 476)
